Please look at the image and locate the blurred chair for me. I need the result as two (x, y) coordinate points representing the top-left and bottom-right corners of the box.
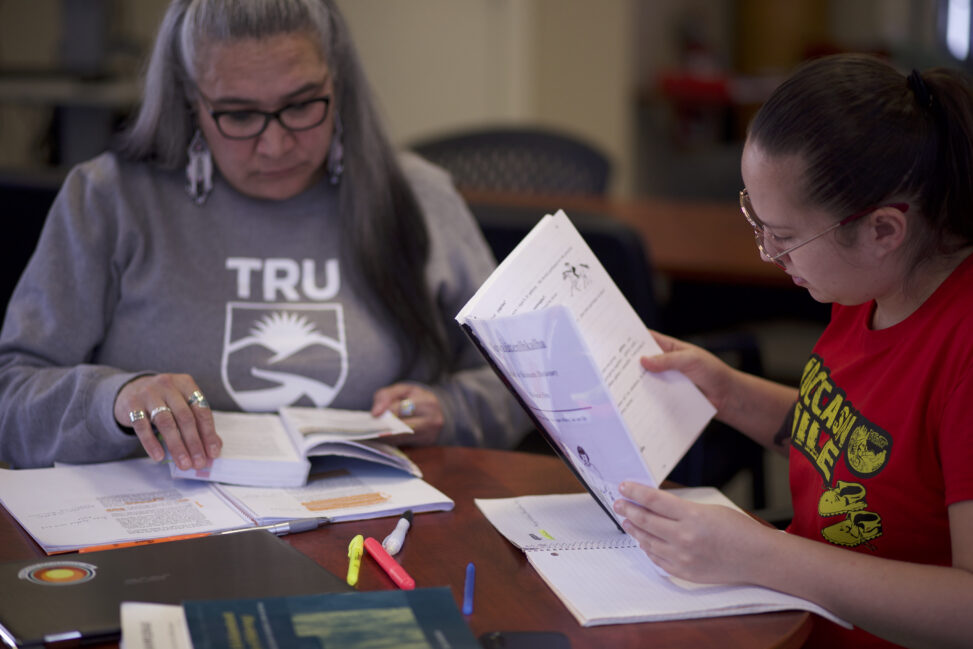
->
(468, 199), (767, 509)
(411, 126), (612, 196)
(0, 171), (61, 324)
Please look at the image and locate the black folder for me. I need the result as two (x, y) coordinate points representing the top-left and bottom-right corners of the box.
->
(0, 530), (349, 648)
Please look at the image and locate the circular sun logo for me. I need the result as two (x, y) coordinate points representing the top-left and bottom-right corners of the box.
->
(845, 424), (891, 477)
(18, 561), (97, 586)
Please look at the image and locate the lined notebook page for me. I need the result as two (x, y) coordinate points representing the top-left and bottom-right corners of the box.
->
(477, 489), (850, 629)
(526, 545), (845, 626)
(476, 493), (635, 551)
(475, 487), (741, 552)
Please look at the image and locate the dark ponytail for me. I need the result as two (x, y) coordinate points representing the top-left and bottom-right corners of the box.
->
(920, 66), (973, 245)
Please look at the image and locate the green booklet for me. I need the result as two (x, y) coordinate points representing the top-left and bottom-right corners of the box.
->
(182, 587), (479, 649)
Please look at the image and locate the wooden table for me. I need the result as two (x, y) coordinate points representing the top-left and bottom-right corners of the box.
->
(0, 447), (812, 648)
(461, 190), (789, 287)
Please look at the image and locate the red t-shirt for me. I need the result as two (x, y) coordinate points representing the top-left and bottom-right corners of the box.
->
(785, 254), (973, 648)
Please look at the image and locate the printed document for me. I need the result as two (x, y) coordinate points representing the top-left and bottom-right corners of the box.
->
(0, 459), (250, 553)
(0, 457), (452, 553)
(457, 210), (716, 526)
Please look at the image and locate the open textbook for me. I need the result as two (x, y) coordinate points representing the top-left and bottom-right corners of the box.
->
(456, 210), (717, 528)
(476, 490), (849, 628)
(0, 456), (452, 554)
(168, 407), (417, 487)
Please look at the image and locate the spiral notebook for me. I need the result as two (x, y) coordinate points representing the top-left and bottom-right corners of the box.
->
(475, 489), (849, 628)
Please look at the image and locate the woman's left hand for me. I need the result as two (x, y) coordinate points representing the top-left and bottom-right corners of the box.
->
(613, 481), (773, 585)
(370, 383), (444, 446)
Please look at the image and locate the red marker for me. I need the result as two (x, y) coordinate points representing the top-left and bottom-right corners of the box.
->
(364, 536), (415, 590)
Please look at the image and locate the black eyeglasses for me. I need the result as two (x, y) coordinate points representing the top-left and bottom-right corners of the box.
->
(200, 93), (332, 140)
(739, 189), (909, 269)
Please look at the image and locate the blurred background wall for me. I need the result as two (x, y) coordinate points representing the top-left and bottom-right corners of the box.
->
(0, 0), (960, 197)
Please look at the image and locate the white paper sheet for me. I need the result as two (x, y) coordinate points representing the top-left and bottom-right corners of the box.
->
(280, 407), (411, 442)
(475, 490), (849, 628)
(168, 409), (415, 487)
(457, 211), (716, 491)
(0, 459), (251, 553)
(214, 457), (453, 524)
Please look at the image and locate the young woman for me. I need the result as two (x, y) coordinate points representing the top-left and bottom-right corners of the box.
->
(616, 54), (973, 648)
(0, 0), (528, 470)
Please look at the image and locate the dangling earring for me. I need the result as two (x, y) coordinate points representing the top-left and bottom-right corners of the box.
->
(327, 114), (344, 185)
(186, 129), (213, 204)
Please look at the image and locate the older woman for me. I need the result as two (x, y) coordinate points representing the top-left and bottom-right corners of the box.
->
(0, 0), (528, 469)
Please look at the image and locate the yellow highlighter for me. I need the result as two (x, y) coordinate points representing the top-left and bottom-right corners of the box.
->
(347, 534), (364, 587)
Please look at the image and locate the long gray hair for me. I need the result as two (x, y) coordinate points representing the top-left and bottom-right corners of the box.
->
(119, 0), (449, 378)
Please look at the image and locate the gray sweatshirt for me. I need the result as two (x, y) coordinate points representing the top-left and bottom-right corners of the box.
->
(0, 151), (529, 467)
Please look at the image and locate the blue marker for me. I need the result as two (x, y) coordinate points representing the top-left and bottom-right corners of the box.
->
(462, 562), (475, 615)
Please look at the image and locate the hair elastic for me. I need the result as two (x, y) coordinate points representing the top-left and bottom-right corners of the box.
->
(907, 69), (934, 110)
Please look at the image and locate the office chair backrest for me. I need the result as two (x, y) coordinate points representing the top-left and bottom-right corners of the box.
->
(411, 126), (612, 196)
(467, 202), (659, 329)
(0, 173), (62, 324)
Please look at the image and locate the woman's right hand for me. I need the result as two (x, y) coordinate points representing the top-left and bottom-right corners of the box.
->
(113, 374), (222, 470)
(641, 330), (735, 413)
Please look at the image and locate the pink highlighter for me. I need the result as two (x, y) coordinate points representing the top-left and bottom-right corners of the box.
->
(364, 536), (415, 590)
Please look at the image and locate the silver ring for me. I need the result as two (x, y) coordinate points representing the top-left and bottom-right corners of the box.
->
(398, 399), (415, 417)
(128, 409), (147, 424)
(188, 390), (210, 409)
(149, 405), (173, 421)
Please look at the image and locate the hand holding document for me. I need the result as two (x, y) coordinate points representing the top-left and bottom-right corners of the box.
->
(456, 210), (716, 527)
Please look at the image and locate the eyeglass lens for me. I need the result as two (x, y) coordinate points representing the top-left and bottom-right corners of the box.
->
(740, 191), (768, 249)
(215, 97), (330, 139)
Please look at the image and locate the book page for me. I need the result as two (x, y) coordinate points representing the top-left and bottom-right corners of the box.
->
(475, 493), (635, 551)
(210, 411), (303, 461)
(471, 306), (652, 518)
(278, 407), (412, 449)
(168, 411), (310, 488)
(527, 546), (847, 627)
(457, 210), (716, 483)
(303, 440), (422, 478)
(0, 459), (252, 553)
(214, 457), (452, 524)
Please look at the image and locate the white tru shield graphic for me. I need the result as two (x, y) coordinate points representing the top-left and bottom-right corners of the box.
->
(221, 302), (348, 411)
